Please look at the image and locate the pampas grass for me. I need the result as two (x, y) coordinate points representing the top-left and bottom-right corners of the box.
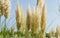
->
(26, 5), (31, 31)
(31, 8), (39, 35)
(3, 0), (11, 19)
(3, 0), (11, 33)
(41, 4), (46, 33)
(25, 5), (31, 38)
(16, 1), (22, 38)
(16, 3), (21, 31)
(0, 0), (11, 38)
(1, 0), (59, 38)
(37, 0), (47, 38)
(20, 5), (25, 33)
(39, 4), (47, 38)
(31, 9), (35, 35)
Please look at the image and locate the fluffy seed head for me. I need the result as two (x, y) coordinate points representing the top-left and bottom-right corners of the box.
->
(31, 9), (35, 34)
(40, 4), (47, 33)
(3, 0), (11, 18)
(16, 3), (21, 31)
(26, 5), (31, 31)
(31, 8), (39, 34)
(20, 5), (25, 32)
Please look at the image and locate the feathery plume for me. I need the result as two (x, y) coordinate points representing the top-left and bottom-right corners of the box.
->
(16, 3), (21, 31)
(25, 5), (31, 38)
(39, 4), (47, 38)
(3, 0), (11, 19)
(40, 4), (47, 33)
(26, 5), (31, 31)
(20, 5), (25, 33)
(31, 8), (35, 34)
(31, 8), (39, 34)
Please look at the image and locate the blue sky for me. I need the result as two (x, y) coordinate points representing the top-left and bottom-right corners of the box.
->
(2, 0), (60, 32)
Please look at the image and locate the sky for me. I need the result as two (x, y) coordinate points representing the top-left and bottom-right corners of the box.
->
(1, 0), (60, 32)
